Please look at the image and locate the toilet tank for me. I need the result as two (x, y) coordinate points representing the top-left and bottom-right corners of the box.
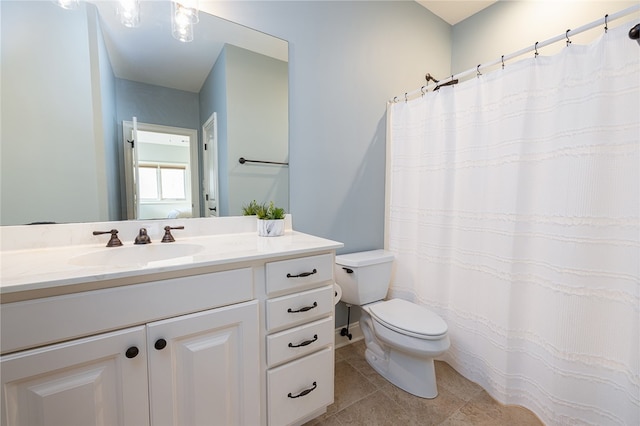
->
(334, 249), (394, 305)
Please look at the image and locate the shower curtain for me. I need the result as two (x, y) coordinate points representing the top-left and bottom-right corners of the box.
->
(387, 25), (638, 425)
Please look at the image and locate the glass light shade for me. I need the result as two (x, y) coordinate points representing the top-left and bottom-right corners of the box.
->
(172, 19), (194, 43)
(117, 0), (140, 28)
(171, 1), (197, 42)
(172, 1), (199, 24)
(54, 0), (79, 10)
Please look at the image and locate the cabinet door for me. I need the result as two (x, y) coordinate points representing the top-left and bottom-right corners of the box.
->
(1, 326), (149, 426)
(147, 300), (259, 426)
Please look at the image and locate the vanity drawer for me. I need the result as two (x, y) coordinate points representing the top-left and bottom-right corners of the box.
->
(1, 268), (254, 355)
(267, 316), (334, 367)
(266, 285), (333, 332)
(267, 347), (333, 426)
(265, 253), (333, 296)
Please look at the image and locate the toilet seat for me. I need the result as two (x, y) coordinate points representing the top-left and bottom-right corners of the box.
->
(368, 299), (447, 340)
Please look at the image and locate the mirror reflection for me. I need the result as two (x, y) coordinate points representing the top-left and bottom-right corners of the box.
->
(1, 0), (289, 225)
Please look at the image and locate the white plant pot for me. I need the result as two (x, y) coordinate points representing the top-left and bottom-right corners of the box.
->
(257, 219), (285, 237)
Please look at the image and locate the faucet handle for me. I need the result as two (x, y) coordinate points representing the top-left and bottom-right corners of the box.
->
(162, 225), (184, 243)
(93, 229), (123, 247)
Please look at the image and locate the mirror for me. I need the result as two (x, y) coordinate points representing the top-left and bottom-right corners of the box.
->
(0, 1), (289, 225)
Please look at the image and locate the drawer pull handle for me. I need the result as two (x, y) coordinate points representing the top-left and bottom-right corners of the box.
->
(288, 334), (318, 348)
(288, 382), (317, 399)
(287, 269), (317, 278)
(287, 302), (318, 313)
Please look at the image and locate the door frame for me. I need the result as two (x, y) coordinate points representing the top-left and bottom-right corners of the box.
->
(123, 121), (200, 220)
(202, 113), (219, 217)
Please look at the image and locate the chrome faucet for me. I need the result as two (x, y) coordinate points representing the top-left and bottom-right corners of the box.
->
(134, 228), (152, 245)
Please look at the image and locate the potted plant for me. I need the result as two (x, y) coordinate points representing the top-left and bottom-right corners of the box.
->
(242, 200), (262, 216)
(256, 201), (286, 237)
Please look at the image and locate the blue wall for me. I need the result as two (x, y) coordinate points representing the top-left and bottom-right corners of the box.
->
(206, 1), (452, 254)
(204, 1), (452, 327)
(115, 79), (200, 130)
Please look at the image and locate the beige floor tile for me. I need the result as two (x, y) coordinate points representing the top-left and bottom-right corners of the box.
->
(438, 408), (497, 426)
(326, 359), (377, 415)
(458, 390), (543, 426)
(343, 355), (389, 389)
(305, 341), (542, 425)
(380, 382), (467, 425)
(435, 361), (484, 402)
(334, 390), (413, 426)
(336, 339), (366, 362)
(303, 413), (344, 426)
(502, 404), (544, 425)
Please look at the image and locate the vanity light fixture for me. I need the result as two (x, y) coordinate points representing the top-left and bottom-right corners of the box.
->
(117, 0), (140, 28)
(174, 0), (199, 24)
(53, 0), (79, 10)
(171, 1), (199, 43)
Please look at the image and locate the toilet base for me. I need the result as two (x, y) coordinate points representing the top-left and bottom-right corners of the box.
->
(358, 301), (448, 399)
(365, 346), (438, 398)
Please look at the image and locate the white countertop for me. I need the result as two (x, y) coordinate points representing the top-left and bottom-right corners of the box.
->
(0, 217), (343, 300)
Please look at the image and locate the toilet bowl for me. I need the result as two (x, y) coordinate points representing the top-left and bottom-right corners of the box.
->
(335, 250), (450, 398)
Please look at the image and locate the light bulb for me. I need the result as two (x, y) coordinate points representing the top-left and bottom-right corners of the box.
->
(54, 0), (79, 10)
(171, 2), (197, 42)
(118, 0), (140, 28)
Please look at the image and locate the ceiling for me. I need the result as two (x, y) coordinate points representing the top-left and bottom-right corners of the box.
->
(90, 1), (287, 93)
(90, 1), (495, 93)
(416, 0), (498, 25)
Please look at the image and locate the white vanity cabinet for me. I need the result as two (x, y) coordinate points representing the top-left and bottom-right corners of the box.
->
(1, 270), (259, 426)
(0, 221), (343, 426)
(263, 253), (336, 426)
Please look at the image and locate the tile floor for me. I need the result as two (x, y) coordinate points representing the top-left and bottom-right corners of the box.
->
(305, 340), (543, 426)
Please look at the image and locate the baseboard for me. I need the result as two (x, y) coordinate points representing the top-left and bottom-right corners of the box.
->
(335, 321), (364, 348)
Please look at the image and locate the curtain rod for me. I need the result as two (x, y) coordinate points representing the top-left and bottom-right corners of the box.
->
(391, 4), (640, 103)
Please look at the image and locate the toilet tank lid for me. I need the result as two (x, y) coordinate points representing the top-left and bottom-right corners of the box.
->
(335, 249), (394, 267)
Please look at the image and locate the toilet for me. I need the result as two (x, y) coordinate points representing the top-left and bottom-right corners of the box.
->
(334, 249), (449, 399)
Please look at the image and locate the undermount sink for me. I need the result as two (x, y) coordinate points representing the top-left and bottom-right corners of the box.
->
(69, 243), (204, 267)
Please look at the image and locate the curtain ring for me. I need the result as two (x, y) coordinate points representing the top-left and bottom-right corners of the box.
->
(534, 42), (539, 57)
(501, 55), (505, 69)
(421, 86), (426, 97)
(405, 92), (408, 103)
(604, 14), (608, 33)
(476, 64), (482, 77)
(566, 29), (572, 46)
(393, 96), (398, 103)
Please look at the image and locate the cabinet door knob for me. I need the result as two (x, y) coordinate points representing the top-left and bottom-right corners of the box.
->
(154, 338), (167, 350)
(125, 346), (139, 358)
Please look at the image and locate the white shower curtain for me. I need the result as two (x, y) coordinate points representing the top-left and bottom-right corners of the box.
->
(387, 25), (638, 425)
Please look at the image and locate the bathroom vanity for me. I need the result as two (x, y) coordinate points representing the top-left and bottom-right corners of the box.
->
(0, 217), (343, 426)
